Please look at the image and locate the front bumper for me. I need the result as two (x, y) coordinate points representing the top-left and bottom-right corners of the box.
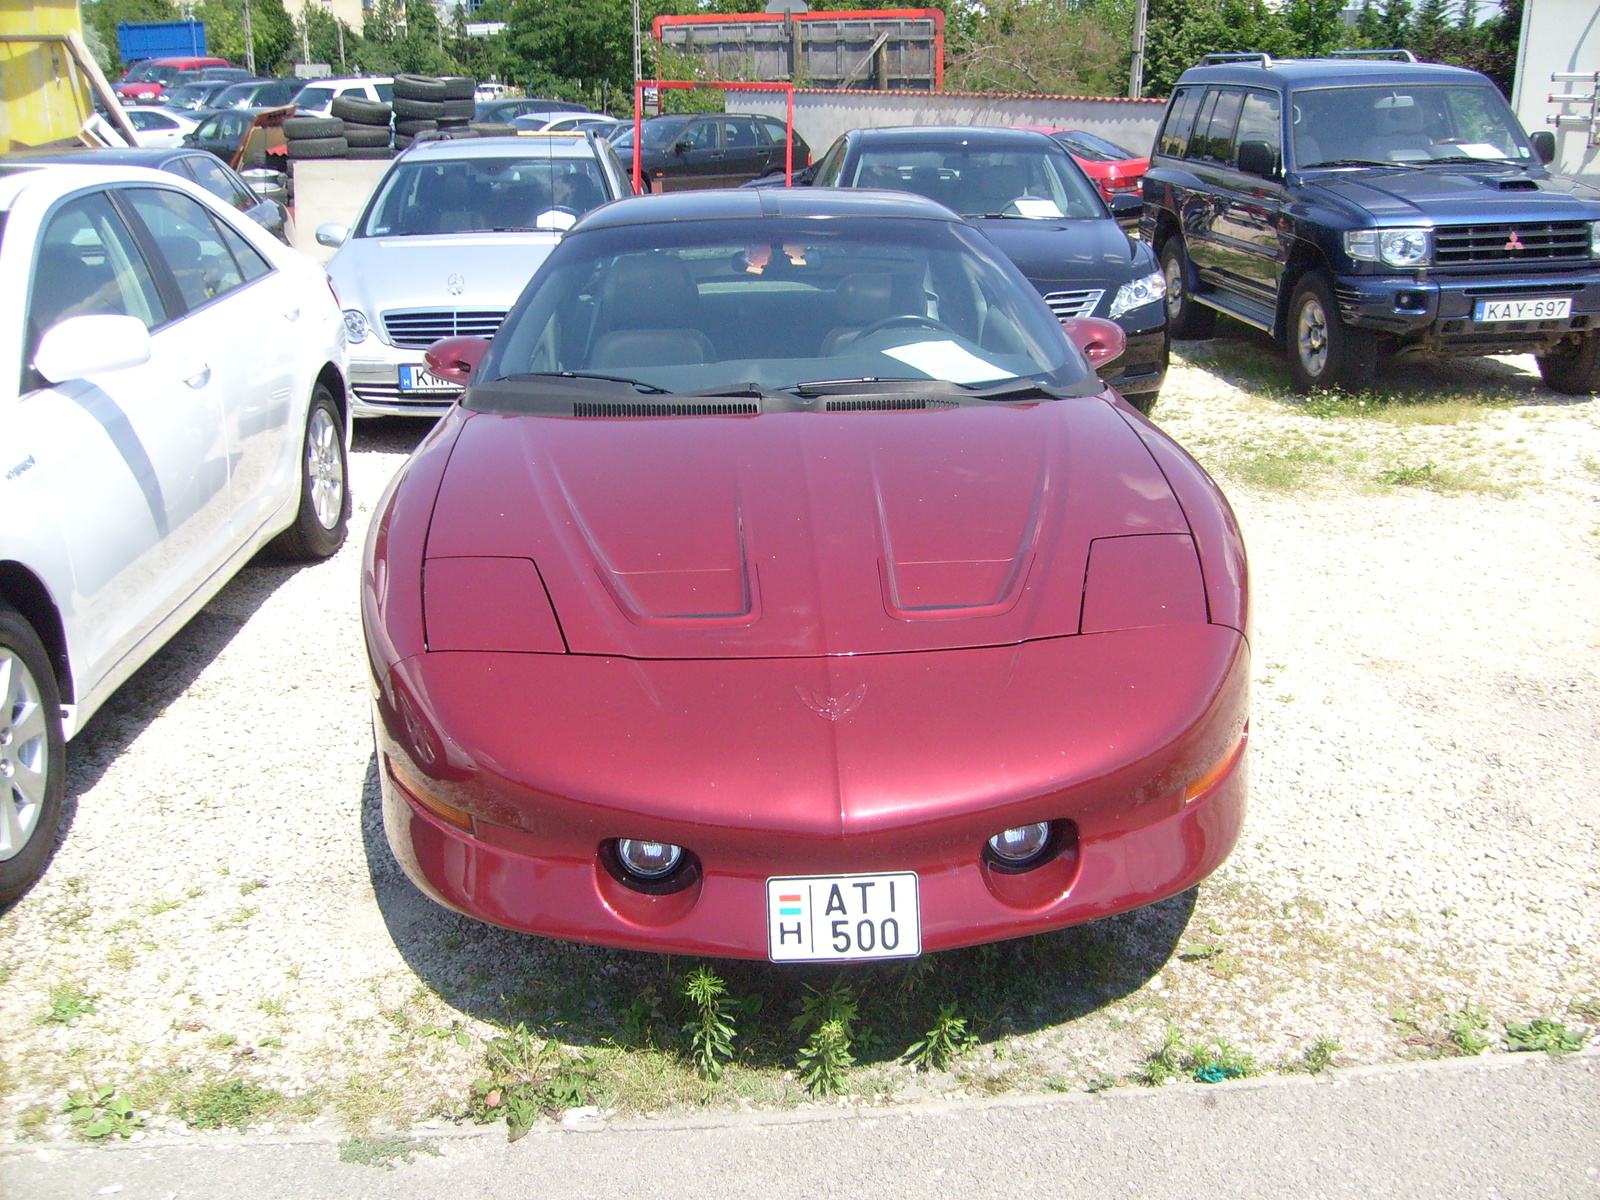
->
(1104, 325), (1169, 399)
(371, 624), (1249, 959)
(349, 350), (462, 418)
(1335, 269), (1600, 354)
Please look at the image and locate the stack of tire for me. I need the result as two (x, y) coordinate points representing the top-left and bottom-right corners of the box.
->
(330, 94), (395, 159)
(282, 114), (349, 162)
(392, 74), (476, 150)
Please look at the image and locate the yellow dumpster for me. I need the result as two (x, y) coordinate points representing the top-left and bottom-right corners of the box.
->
(1, 0), (135, 153)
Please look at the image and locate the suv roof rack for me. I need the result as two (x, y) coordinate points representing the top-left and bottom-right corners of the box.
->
(1326, 48), (1418, 62)
(1199, 52), (1274, 66)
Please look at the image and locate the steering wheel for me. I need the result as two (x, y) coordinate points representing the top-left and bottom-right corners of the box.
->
(854, 314), (954, 340)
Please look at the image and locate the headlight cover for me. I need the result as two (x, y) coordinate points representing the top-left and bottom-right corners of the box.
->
(1107, 270), (1167, 319)
(342, 309), (369, 343)
(1345, 227), (1431, 267)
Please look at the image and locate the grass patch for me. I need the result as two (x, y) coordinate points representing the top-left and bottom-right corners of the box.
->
(1505, 1018), (1587, 1055)
(179, 1078), (281, 1130)
(1137, 1024), (1257, 1085)
(1217, 444), (1334, 492)
(38, 988), (96, 1025)
(1445, 1005), (1491, 1056)
(1281, 1035), (1341, 1074)
(338, 1134), (441, 1170)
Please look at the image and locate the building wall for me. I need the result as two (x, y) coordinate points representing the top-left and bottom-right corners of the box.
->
(1513, 0), (1600, 177)
(723, 88), (1167, 158)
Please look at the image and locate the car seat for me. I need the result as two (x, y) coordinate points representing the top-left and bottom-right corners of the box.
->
(822, 272), (925, 355)
(590, 255), (717, 367)
(1362, 96), (1432, 161)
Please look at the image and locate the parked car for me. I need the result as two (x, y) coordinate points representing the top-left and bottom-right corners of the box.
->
(114, 56), (230, 104)
(611, 113), (810, 191)
(512, 114), (626, 139)
(788, 127), (1167, 409)
(209, 78), (305, 112)
(1042, 128), (1150, 205)
(293, 76), (395, 116)
(3, 146), (292, 243)
(362, 187), (1249, 960)
(318, 133), (633, 417)
(195, 67), (255, 83)
(475, 98), (589, 124)
(1142, 51), (1600, 393)
(0, 162), (350, 906)
(160, 80), (235, 113)
(182, 106), (284, 166)
(122, 107), (200, 149)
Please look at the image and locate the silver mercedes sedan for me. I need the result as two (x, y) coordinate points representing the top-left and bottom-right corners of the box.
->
(318, 132), (634, 417)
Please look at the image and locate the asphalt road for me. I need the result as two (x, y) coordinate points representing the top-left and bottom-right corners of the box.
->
(6, 1051), (1597, 1200)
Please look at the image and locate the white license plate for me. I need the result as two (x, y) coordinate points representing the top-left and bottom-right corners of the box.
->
(1473, 297), (1572, 323)
(398, 364), (461, 393)
(766, 872), (920, 963)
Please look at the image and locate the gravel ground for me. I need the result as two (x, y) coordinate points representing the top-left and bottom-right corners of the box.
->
(2, 343), (1597, 1141)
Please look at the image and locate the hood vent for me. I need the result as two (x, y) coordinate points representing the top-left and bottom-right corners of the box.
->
(825, 397), (960, 412)
(573, 401), (758, 418)
(1489, 178), (1539, 191)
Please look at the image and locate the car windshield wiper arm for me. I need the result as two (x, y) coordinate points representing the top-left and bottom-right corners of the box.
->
(1300, 159), (1420, 170)
(962, 377), (1074, 399)
(507, 371), (671, 394)
(1425, 155), (1522, 165)
(785, 377), (925, 396)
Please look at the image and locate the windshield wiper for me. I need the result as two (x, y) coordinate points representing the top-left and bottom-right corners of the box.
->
(963, 377), (1073, 400)
(507, 371), (671, 394)
(1425, 155), (1523, 166)
(1301, 159), (1423, 170)
(785, 377), (924, 396)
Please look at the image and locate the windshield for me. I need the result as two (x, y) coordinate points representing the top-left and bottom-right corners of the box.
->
(297, 86), (334, 109)
(1054, 130), (1137, 162)
(359, 154), (612, 236)
(213, 83), (256, 109)
(611, 119), (689, 152)
(1292, 83), (1536, 167)
(128, 63), (183, 84)
(479, 216), (1094, 398)
(164, 83), (213, 109)
(846, 144), (1105, 219)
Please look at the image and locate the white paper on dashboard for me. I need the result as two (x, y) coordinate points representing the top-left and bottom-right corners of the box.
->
(1453, 143), (1508, 159)
(1011, 197), (1063, 218)
(883, 340), (1010, 385)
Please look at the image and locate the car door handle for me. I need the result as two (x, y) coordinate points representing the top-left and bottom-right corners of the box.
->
(181, 360), (211, 388)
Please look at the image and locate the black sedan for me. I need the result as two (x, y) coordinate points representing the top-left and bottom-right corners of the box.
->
(611, 113), (810, 192)
(765, 127), (1167, 409)
(1, 146), (291, 243)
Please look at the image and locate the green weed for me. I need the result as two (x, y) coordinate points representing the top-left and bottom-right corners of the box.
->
(339, 1134), (442, 1170)
(901, 1004), (978, 1071)
(1138, 1024), (1256, 1085)
(796, 1020), (854, 1095)
(470, 1024), (599, 1141)
(1505, 1018), (1586, 1055)
(1445, 1005), (1491, 1056)
(38, 989), (96, 1024)
(1378, 461), (1439, 487)
(1283, 1035), (1341, 1074)
(63, 1085), (143, 1140)
(180, 1078), (281, 1130)
(680, 965), (737, 1082)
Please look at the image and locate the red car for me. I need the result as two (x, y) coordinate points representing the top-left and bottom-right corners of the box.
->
(363, 189), (1249, 963)
(114, 56), (229, 104)
(1013, 126), (1150, 204)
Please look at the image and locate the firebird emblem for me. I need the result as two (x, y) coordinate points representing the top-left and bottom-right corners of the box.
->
(797, 684), (867, 722)
(447, 273), (466, 296)
(1504, 231), (1524, 252)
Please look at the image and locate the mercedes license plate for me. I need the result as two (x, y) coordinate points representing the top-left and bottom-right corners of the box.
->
(398, 364), (460, 393)
(766, 872), (920, 963)
(1473, 297), (1571, 323)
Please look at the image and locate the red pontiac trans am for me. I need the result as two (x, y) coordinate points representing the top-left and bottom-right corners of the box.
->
(362, 188), (1249, 963)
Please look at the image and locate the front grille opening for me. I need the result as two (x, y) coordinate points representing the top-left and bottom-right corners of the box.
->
(1434, 222), (1588, 267)
(824, 397), (960, 412)
(572, 401), (759, 417)
(381, 309), (507, 349)
(1043, 288), (1106, 319)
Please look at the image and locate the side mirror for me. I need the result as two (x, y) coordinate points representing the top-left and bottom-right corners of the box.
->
(1109, 192), (1143, 218)
(316, 223), (349, 248)
(1529, 130), (1555, 165)
(1061, 316), (1126, 368)
(33, 315), (152, 383)
(1236, 138), (1277, 179)
(793, 165), (816, 186)
(674, 140), (693, 155)
(425, 336), (492, 386)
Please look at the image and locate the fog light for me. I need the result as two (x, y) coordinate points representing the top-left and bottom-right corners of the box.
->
(987, 823), (1052, 865)
(616, 839), (683, 879)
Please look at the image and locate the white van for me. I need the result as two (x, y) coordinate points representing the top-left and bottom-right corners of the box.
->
(294, 76), (394, 116)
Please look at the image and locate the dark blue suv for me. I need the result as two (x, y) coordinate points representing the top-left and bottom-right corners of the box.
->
(1141, 52), (1600, 394)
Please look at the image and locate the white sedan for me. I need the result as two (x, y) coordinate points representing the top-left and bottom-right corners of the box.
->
(124, 107), (200, 149)
(0, 164), (350, 905)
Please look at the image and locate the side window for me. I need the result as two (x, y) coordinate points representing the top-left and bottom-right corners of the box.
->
(1197, 88), (1245, 164)
(123, 188), (246, 309)
(722, 118), (760, 150)
(682, 120), (719, 151)
(375, 83), (393, 103)
(811, 136), (849, 186)
(213, 219), (272, 283)
(25, 191), (168, 372)
(1233, 89), (1282, 172)
(182, 155), (254, 211)
(1158, 86), (1202, 158)
(1185, 90), (1220, 160)
(759, 118), (790, 146)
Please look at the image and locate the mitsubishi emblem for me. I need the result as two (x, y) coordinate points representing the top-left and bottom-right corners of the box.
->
(1504, 231), (1524, 252)
(447, 272), (466, 296)
(797, 684), (867, 722)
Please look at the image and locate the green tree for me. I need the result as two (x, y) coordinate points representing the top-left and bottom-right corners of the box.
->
(1142, 0), (1294, 97)
(948, 0), (1134, 96)
(1279, 0), (1347, 58)
(197, 0), (295, 74)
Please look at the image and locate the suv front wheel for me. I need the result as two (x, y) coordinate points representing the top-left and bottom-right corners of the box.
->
(1286, 272), (1376, 393)
(1159, 239), (1216, 340)
(1536, 332), (1600, 395)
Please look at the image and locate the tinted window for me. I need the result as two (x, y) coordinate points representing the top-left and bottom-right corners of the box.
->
(213, 218), (272, 283)
(759, 118), (791, 146)
(26, 191), (167, 366)
(376, 83), (394, 103)
(1158, 87), (1200, 159)
(722, 118), (761, 150)
(180, 155), (253, 209)
(811, 136), (849, 186)
(680, 120), (719, 151)
(849, 143), (1103, 219)
(1184, 89), (1218, 159)
(1233, 89), (1282, 171)
(1196, 88), (1244, 164)
(1290, 83), (1534, 167)
(1055, 130), (1137, 161)
(124, 189), (246, 309)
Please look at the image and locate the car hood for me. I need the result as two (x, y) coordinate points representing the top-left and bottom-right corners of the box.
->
(423, 399), (1194, 659)
(326, 232), (561, 324)
(972, 217), (1152, 290)
(1302, 166), (1600, 222)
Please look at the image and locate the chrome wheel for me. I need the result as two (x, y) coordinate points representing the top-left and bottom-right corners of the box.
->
(1297, 295), (1330, 378)
(307, 405), (344, 532)
(1163, 252), (1185, 322)
(0, 649), (50, 862)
